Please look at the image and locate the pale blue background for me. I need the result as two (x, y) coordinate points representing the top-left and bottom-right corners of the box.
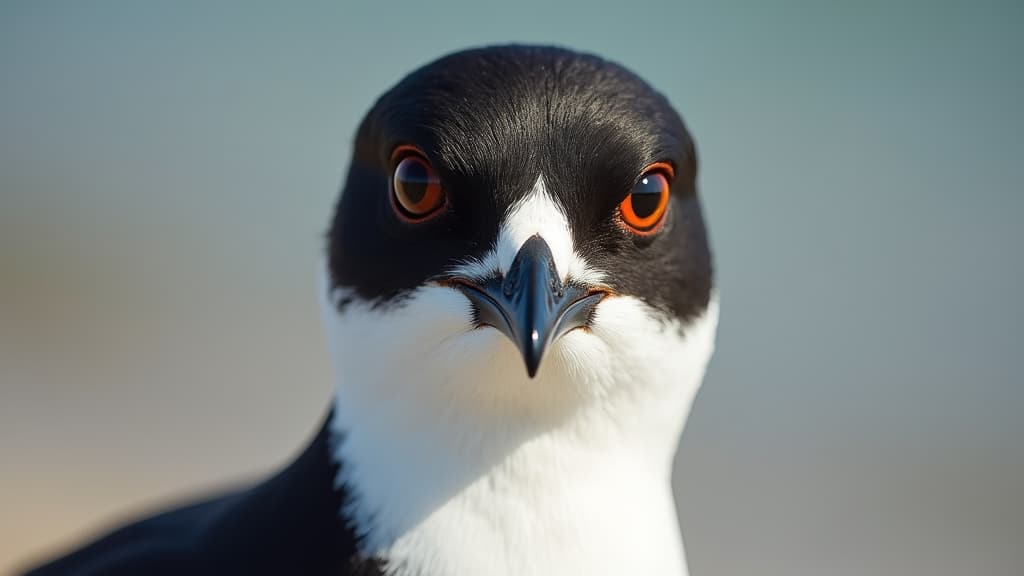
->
(1, 1), (1021, 574)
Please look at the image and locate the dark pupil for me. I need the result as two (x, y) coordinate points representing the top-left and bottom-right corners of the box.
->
(630, 176), (663, 218)
(398, 160), (431, 204)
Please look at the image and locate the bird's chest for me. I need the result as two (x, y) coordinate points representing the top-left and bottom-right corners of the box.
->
(373, 466), (687, 576)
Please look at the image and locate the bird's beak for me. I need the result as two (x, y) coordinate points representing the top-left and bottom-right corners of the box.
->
(446, 235), (606, 378)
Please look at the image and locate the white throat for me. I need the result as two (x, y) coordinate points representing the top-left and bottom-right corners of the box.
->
(320, 177), (719, 575)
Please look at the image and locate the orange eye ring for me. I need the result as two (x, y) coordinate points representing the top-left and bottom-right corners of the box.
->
(390, 145), (445, 221)
(619, 162), (673, 235)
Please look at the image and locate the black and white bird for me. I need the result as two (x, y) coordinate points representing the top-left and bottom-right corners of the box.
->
(25, 45), (718, 576)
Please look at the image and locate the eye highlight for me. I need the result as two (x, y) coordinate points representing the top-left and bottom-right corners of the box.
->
(391, 145), (445, 221)
(619, 162), (673, 235)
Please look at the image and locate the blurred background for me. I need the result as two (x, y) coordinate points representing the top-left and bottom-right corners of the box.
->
(1, 1), (1021, 574)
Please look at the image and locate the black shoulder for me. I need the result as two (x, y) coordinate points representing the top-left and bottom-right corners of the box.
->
(21, 417), (386, 576)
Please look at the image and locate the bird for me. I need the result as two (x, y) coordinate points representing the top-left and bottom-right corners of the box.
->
(23, 45), (718, 576)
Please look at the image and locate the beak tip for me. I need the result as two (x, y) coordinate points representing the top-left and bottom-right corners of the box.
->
(522, 343), (543, 379)
(525, 362), (540, 379)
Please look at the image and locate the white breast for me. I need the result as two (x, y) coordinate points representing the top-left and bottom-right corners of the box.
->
(322, 271), (719, 575)
(375, 436), (689, 576)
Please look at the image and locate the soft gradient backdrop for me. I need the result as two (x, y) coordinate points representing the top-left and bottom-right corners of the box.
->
(2, 1), (1021, 574)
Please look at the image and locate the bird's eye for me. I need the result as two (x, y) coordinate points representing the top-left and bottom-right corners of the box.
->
(619, 163), (672, 235)
(391, 146), (445, 221)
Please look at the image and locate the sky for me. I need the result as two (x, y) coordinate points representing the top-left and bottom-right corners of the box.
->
(1, 1), (1022, 574)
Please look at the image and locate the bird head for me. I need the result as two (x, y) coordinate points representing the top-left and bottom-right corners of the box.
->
(322, 45), (716, 434)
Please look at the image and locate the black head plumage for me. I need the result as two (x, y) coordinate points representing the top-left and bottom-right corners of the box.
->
(328, 45), (711, 323)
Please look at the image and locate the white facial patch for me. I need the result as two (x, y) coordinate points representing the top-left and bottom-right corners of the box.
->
(451, 175), (604, 285)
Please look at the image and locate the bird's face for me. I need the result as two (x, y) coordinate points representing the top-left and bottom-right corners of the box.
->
(322, 47), (716, 429)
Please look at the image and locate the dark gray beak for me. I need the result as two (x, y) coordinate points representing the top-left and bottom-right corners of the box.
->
(448, 235), (606, 377)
